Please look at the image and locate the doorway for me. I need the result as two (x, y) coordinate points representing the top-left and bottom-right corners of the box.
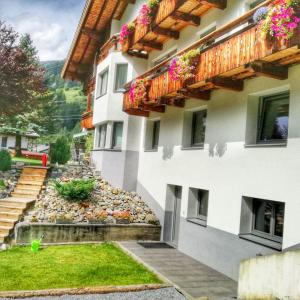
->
(163, 185), (182, 247)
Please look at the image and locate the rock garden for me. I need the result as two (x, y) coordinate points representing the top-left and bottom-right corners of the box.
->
(24, 163), (160, 226)
(0, 167), (20, 199)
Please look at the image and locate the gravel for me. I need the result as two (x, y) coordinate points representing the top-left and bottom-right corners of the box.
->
(2, 288), (186, 300)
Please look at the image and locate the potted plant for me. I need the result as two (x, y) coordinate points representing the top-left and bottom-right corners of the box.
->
(137, 0), (160, 27)
(120, 22), (135, 52)
(56, 213), (73, 224)
(113, 210), (131, 224)
(86, 210), (108, 224)
(129, 77), (151, 106)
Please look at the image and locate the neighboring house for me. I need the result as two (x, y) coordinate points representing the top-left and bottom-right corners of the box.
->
(62, 0), (300, 280)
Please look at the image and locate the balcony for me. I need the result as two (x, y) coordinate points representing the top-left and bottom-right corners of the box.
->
(97, 35), (120, 64)
(81, 111), (94, 130)
(123, 0), (226, 57)
(123, 1), (300, 116)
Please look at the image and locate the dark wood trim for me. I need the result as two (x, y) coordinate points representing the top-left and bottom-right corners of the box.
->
(247, 61), (289, 80)
(179, 89), (211, 100)
(143, 105), (166, 113)
(139, 40), (163, 51)
(171, 11), (201, 27)
(199, 0), (227, 9)
(208, 77), (244, 91)
(152, 27), (180, 40)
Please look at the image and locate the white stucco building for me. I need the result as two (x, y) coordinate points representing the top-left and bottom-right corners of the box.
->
(63, 0), (300, 280)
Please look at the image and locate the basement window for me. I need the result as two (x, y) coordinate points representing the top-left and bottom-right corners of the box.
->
(111, 122), (123, 149)
(187, 188), (209, 226)
(96, 124), (107, 149)
(240, 197), (285, 250)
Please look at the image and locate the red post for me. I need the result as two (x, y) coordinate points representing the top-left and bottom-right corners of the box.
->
(42, 154), (48, 167)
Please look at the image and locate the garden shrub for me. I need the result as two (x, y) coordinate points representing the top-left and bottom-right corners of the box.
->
(50, 136), (71, 164)
(0, 150), (11, 171)
(53, 179), (95, 201)
(0, 179), (5, 190)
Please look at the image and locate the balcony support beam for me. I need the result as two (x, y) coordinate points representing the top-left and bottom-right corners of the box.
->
(171, 11), (201, 27)
(160, 97), (185, 108)
(208, 77), (244, 91)
(143, 105), (166, 113)
(199, 0), (227, 9)
(179, 89), (211, 100)
(126, 109), (149, 117)
(139, 40), (163, 51)
(246, 61), (288, 80)
(153, 27), (180, 40)
(128, 50), (149, 59)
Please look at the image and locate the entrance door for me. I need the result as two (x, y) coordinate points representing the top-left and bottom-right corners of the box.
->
(163, 185), (182, 247)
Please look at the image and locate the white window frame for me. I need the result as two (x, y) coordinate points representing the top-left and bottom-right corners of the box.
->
(96, 68), (109, 98)
(114, 63), (128, 92)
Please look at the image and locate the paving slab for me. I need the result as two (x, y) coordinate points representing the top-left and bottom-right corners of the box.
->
(120, 241), (237, 300)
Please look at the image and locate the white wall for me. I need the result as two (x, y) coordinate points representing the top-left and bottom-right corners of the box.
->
(136, 63), (300, 250)
(0, 135), (28, 150)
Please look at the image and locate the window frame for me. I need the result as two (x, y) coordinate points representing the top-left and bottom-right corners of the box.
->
(96, 123), (107, 149)
(196, 189), (209, 221)
(97, 68), (109, 98)
(111, 121), (123, 150)
(191, 110), (207, 147)
(152, 120), (160, 150)
(251, 198), (285, 243)
(256, 92), (290, 145)
(1, 136), (8, 148)
(114, 63), (128, 92)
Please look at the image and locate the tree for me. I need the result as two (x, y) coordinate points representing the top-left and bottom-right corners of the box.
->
(0, 22), (45, 116)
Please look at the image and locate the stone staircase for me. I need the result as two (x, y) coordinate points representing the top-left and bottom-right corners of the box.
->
(0, 166), (47, 244)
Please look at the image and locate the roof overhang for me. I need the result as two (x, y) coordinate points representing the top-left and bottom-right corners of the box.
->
(62, 0), (133, 82)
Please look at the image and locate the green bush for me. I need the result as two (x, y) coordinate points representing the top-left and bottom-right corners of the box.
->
(0, 179), (5, 190)
(50, 136), (71, 164)
(0, 150), (11, 171)
(53, 179), (95, 201)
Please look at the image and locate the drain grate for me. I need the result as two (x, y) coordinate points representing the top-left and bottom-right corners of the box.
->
(138, 242), (174, 249)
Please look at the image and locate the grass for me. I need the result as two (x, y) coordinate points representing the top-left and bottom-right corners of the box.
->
(0, 179), (5, 190)
(0, 243), (161, 291)
(12, 157), (43, 166)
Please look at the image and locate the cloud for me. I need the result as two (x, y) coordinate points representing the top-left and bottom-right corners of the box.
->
(0, 0), (85, 61)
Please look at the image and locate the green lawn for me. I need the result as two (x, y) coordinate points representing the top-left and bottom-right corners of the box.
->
(0, 243), (161, 291)
(12, 157), (43, 166)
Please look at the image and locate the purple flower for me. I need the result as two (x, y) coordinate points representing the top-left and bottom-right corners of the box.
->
(253, 7), (268, 23)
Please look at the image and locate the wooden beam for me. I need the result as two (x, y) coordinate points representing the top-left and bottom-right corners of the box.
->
(208, 77), (244, 91)
(246, 61), (288, 80)
(125, 109), (149, 117)
(179, 89), (211, 100)
(81, 27), (102, 43)
(66, 71), (85, 82)
(199, 0), (227, 9)
(69, 62), (91, 73)
(128, 50), (149, 59)
(171, 11), (201, 27)
(160, 97), (185, 107)
(139, 40), (163, 51)
(152, 27), (180, 40)
(143, 105), (166, 113)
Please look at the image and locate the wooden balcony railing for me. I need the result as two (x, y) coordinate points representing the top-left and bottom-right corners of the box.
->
(97, 35), (119, 64)
(123, 0), (300, 116)
(81, 111), (94, 130)
(124, 0), (226, 57)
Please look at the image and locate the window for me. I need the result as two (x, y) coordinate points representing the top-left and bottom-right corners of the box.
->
(257, 93), (289, 144)
(187, 188), (209, 225)
(252, 198), (285, 240)
(97, 69), (108, 97)
(97, 124), (107, 148)
(153, 49), (177, 67)
(152, 121), (160, 150)
(249, 0), (265, 9)
(145, 120), (160, 151)
(111, 122), (123, 149)
(114, 64), (128, 92)
(1, 137), (8, 148)
(191, 110), (207, 147)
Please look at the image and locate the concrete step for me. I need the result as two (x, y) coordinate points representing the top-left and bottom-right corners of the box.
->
(11, 192), (38, 199)
(17, 181), (43, 187)
(13, 189), (40, 196)
(0, 218), (17, 227)
(16, 185), (41, 191)
(0, 225), (12, 235)
(0, 205), (24, 214)
(0, 212), (20, 220)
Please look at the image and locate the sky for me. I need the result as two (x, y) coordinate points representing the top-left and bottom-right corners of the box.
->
(0, 0), (86, 61)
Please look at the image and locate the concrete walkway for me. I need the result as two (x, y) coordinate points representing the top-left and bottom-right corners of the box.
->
(120, 241), (237, 300)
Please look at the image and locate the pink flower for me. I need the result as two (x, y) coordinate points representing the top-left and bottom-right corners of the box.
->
(138, 4), (151, 26)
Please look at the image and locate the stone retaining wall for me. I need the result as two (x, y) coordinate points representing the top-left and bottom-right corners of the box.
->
(16, 222), (161, 244)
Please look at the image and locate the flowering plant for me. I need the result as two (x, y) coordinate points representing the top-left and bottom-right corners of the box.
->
(259, 0), (300, 39)
(120, 22), (135, 44)
(129, 78), (149, 103)
(169, 49), (200, 81)
(113, 210), (131, 220)
(137, 0), (159, 26)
